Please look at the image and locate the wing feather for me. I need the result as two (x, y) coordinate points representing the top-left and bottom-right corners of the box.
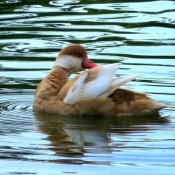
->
(99, 74), (144, 98)
(63, 63), (121, 104)
(81, 63), (121, 99)
(63, 72), (88, 104)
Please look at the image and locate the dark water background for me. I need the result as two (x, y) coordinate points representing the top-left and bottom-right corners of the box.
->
(0, 0), (175, 174)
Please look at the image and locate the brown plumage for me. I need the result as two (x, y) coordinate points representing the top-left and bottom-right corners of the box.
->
(33, 44), (166, 117)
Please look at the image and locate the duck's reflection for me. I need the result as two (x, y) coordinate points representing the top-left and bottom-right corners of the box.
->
(34, 112), (169, 164)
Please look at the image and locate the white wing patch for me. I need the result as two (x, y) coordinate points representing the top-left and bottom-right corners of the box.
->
(81, 63), (121, 99)
(111, 74), (144, 88)
(63, 72), (88, 104)
(63, 63), (121, 105)
(63, 62), (155, 105)
(99, 74), (145, 98)
(81, 72), (113, 99)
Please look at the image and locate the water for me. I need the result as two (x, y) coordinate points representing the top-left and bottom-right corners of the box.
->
(0, 0), (175, 174)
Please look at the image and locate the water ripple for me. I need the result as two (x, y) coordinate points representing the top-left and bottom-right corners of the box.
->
(0, 0), (175, 174)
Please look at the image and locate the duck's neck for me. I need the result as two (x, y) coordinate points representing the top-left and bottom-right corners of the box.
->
(51, 65), (71, 78)
(35, 66), (71, 101)
(45, 65), (71, 94)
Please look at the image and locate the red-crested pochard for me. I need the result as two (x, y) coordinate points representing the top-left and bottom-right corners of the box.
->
(33, 44), (166, 117)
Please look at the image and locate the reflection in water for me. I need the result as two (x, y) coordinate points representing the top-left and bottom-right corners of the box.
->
(34, 112), (169, 165)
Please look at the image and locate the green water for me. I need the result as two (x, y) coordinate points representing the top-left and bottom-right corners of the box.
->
(0, 0), (175, 174)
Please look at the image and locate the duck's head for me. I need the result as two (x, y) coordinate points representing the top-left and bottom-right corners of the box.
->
(54, 44), (98, 73)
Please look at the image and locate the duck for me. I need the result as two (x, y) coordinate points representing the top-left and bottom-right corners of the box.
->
(33, 44), (166, 117)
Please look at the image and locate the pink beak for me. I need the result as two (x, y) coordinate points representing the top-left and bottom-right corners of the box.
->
(82, 58), (98, 69)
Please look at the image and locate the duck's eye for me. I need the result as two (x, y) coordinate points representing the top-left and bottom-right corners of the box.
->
(73, 52), (81, 57)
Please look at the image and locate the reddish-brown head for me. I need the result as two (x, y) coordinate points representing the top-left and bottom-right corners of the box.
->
(56, 44), (97, 72)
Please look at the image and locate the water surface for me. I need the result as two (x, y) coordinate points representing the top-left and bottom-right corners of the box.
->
(0, 0), (175, 174)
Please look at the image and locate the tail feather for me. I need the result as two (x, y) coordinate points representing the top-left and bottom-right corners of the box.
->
(139, 102), (168, 116)
(155, 101), (169, 109)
